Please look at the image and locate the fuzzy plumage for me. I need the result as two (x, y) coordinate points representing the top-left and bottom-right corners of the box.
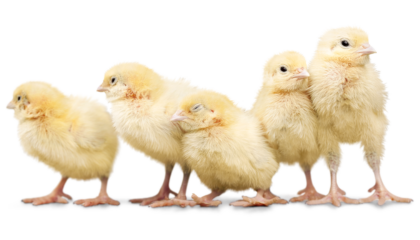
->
(99, 63), (198, 206)
(251, 51), (324, 202)
(12, 82), (118, 180)
(307, 27), (411, 206)
(173, 90), (284, 207)
(8, 82), (119, 206)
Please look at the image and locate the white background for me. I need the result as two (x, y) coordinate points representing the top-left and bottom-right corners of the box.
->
(1, 1), (418, 239)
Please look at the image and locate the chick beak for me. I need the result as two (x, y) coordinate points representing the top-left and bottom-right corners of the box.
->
(6, 101), (15, 109)
(97, 85), (109, 92)
(292, 68), (310, 80)
(171, 110), (188, 122)
(357, 43), (377, 55)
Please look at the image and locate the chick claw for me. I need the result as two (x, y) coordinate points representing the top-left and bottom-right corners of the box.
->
(74, 196), (120, 207)
(130, 189), (177, 206)
(149, 196), (196, 208)
(290, 188), (325, 202)
(306, 192), (360, 207)
(22, 192), (72, 206)
(239, 196), (287, 207)
(360, 184), (412, 205)
(191, 194), (221, 207)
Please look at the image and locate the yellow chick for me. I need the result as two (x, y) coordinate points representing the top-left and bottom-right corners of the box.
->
(98, 63), (197, 207)
(7, 82), (119, 207)
(307, 27), (412, 206)
(171, 90), (288, 207)
(251, 51), (325, 202)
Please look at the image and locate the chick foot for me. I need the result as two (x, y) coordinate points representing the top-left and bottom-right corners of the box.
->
(74, 196), (120, 207)
(74, 177), (120, 207)
(231, 189), (288, 207)
(130, 168), (177, 206)
(306, 171), (359, 207)
(187, 191), (224, 207)
(22, 177), (71, 206)
(290, 188), (325, 202)
(22, 192), (72, 206)
(360, 171), (412, 205)
(149, 171), (194, 208)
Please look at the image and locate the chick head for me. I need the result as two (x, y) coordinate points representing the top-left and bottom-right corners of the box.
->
(315, 27), (376, 65)
(170, 90), (240, 131)
(98, 63), (161, 102)
(7, 82), (66, 120)
(264, 51), (310, 92)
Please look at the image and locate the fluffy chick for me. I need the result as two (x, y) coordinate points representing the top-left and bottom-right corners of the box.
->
(251, 51), (325, 202)
(307, 27), (412, 206)
(98, 63), (197, 207)
(7, 82), (119, 207)
(171, 90), (288, 207)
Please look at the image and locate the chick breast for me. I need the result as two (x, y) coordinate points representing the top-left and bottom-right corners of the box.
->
(253, 91), (319, 166)
(18, 97), (118, 180)
(182, 112), (279, 192)
(109, 80), (196, 167)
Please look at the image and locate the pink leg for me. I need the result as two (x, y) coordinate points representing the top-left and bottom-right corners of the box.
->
(130, 164), (177, 205)
(150, 171), (195, 208)
(360, 167), (412, 205)
(230, 189), (288, 207)
(307, 169), (359, 207)
(22, 176), (72, 206)
(74, 177), (120, 207)
(290, 170), (325, 202)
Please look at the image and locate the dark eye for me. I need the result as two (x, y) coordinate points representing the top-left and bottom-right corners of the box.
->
(17, 96), (21, 101)
(280, 66), (287, 72)
(192, 104), (202, 111)
(111, 77), (116, 84)
(341, 40), (350, 47)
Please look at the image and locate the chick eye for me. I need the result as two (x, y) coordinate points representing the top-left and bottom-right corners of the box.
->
(17, 96), (21, 101)
(341, 40), (350, 47)
(191, 104), (202, 112)
(280, 66), (288, 72)
(111, 77), (116, 84)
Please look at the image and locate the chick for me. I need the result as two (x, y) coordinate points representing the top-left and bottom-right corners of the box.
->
(307, 27), (412, 206)
(251, 51), (325, 202)
(98, 63), (197, 207)
(7, 82), (119, 207)
(171, 90), (288, 207)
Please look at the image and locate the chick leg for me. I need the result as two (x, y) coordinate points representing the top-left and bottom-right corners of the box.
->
(22, 176), (72, 206)
(231, 189), (288, 207)
(307, 159), (359, 207)
(150, 170), (195, 208)
(290, 170), (325, 202)
(74, 177), (120, 207)
(130, 164), (177, 205)
(360, 155), (412, 205)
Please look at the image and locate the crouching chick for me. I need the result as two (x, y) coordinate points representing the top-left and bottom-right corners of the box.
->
(171, 90), (287, 207)
(7, 82), (119, 207)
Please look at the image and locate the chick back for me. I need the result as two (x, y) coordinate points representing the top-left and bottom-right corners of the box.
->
(18, 97), (118, 180)
(182, 112), (278, 192)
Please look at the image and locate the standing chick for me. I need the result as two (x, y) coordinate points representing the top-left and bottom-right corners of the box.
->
(251, 51), (325, 202)
(7, 82), (119, 207)
(171, 90), (287, 207)
(307, 27), (412, 206)
(98, 63), (197, 207)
